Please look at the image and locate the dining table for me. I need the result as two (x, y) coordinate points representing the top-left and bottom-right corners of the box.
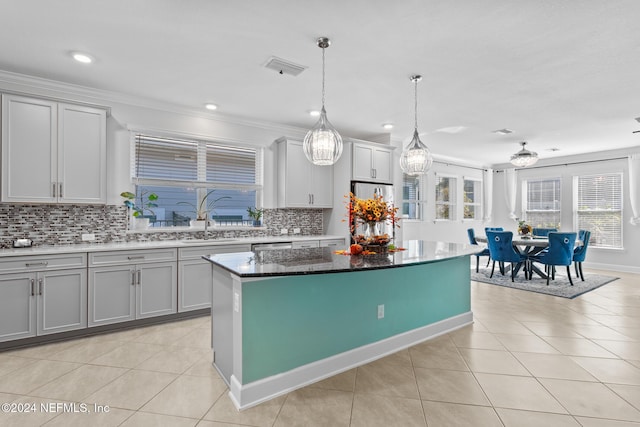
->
(475, 235), (583, 279)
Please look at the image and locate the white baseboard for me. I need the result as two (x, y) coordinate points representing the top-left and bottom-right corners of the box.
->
(587, 262), (640, 274)
(227, 311), (473, 410)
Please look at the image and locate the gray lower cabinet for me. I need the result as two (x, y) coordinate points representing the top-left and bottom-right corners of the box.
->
(88, 248), (177, 327)
(178, 243), (251, 312)
(0, 254), (87, 343)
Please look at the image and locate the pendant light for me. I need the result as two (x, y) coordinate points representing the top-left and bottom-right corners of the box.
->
(400, 75), (433, 175)
(303, 37), (343, 166)
(510, 141), (539, 167)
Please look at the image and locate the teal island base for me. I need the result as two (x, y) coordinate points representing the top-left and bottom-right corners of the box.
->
(207, 244), (475, 410)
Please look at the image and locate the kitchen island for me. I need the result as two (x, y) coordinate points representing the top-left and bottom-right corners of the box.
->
(204, 240), (479, 410)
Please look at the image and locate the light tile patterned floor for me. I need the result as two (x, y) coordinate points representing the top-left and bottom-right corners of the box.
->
(0, 268), (639, 426)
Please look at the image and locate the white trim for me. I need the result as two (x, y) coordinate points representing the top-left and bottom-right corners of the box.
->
(586, 262), (640, 274)
(227, 311), (473, 410)
(0, 69), (307, 136)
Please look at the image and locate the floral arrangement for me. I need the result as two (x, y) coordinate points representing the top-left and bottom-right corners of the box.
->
(347, 192), (399, 230)
(518, 220), (532, 236)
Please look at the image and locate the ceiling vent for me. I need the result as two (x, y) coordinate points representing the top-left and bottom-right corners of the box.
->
(264, 56), (307, 76)
(493, 128), (513, 135)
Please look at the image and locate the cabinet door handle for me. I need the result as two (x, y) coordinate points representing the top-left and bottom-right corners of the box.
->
(131, 270), (136, 286)
(26, 262), (48, 267)
(58, 182), (63, 198)
(311, 194), (314, 204)
(127, 256), (145, 260)
(31, 279), (35, 296)
(136, 270), (141, 286)
(38, 278), (43, 296)
(52, 183), (57, 198)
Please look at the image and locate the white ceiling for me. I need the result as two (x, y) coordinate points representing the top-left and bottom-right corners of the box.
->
(2, 0), (640, 166)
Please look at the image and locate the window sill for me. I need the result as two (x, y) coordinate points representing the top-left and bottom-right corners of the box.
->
(127, 225), (268, 234)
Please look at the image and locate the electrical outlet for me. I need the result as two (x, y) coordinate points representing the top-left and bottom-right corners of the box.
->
(293, 228), (301, 234)
(377, 304), (385, 319)
(280, 228), (288, 235)
(81, 233), (95, 241)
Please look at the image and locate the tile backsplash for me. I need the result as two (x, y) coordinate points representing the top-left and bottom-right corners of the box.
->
(0, 205), (324, 248)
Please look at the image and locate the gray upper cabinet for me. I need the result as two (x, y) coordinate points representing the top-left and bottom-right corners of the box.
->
(1, 94), (107, 204)
(352, 142), (393, 184)
(276, 137), (333, 208)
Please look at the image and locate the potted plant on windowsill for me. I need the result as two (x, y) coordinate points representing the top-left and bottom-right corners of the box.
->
(121, 191), (159, 229)
(247, 206), (264, 226)
(179, 189), (230, 228)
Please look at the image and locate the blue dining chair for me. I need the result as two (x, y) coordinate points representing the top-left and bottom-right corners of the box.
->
(573, 230), (591, 281)
(532, 227), (557, 237)
(529, 232), (577, 286)
(467, 228), (491, 272)
(486, 231), (528, 282)
(484, 227), (504, 232)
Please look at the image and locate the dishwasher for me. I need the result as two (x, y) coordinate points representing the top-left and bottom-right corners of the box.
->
(250, 242), (293, 251)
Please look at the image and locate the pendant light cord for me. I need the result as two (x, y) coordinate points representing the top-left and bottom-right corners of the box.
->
(414, 79), (418, 131)
(321, 46), (326, 108)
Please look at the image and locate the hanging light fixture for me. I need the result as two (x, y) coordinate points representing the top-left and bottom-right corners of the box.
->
(303, 37), (343, 166)
(510, 141), (539, 167)
(400, 75), (433, 175)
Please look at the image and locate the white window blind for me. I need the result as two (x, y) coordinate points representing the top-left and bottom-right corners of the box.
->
(402, 174), (423, 220)
(575, 173), (623, 249)
(524, 178), (561, 228)
(130, 133), (262, 227)
(463, 178), (482, 220)
(435, 175), (456, 220)
(134, 135), (198, 181)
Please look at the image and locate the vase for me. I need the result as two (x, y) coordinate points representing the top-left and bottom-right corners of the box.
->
(132, 217), (149, 230)
(363, 222), (380, 243)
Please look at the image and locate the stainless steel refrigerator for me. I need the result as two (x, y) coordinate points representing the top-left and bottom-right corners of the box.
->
(350, 181), (395, 243)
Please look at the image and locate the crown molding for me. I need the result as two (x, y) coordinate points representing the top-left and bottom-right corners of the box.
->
(0, 69), (308, 135)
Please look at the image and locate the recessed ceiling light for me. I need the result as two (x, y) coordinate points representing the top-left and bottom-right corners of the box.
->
(205, 103), (218, 111)
(493, 128), (513, 135)
(71, 52), (94, 64)
(382, 123), (394, 130)
(309, 110), (321, 117)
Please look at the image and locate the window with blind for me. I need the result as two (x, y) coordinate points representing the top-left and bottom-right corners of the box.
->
(574, 173), (623, 249)
(402, 174), (424, 220)
(131, 134), (262, 227)
(523, 178), (561, 228)
(435, 175), (456, 220)
(463, 178), (481, 220)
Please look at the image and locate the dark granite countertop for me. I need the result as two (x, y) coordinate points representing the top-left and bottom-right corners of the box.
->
(203, 240), (480, 277)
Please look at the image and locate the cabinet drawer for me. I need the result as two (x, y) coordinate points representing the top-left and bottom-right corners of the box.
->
(179, 244), (251, 260)
(89, 248), (177, 267)
(0, 253), (87, 274)
(292, 240), (320, 249)
(319, 239), (345, 248)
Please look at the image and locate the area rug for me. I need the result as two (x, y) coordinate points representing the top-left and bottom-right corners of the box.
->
(471, 266), (618, 299)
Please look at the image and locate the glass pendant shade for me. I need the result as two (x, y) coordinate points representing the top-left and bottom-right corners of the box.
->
(510, 142), (539, 167)
(303, 106), (343, 166)
(400, 75), (433, 175)
(400, 129), (433, 175)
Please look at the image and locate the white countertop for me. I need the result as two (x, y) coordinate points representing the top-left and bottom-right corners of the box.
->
(0, 235), (346, 258)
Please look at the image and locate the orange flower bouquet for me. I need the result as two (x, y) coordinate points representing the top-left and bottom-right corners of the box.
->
(346, 192), (399, 247)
